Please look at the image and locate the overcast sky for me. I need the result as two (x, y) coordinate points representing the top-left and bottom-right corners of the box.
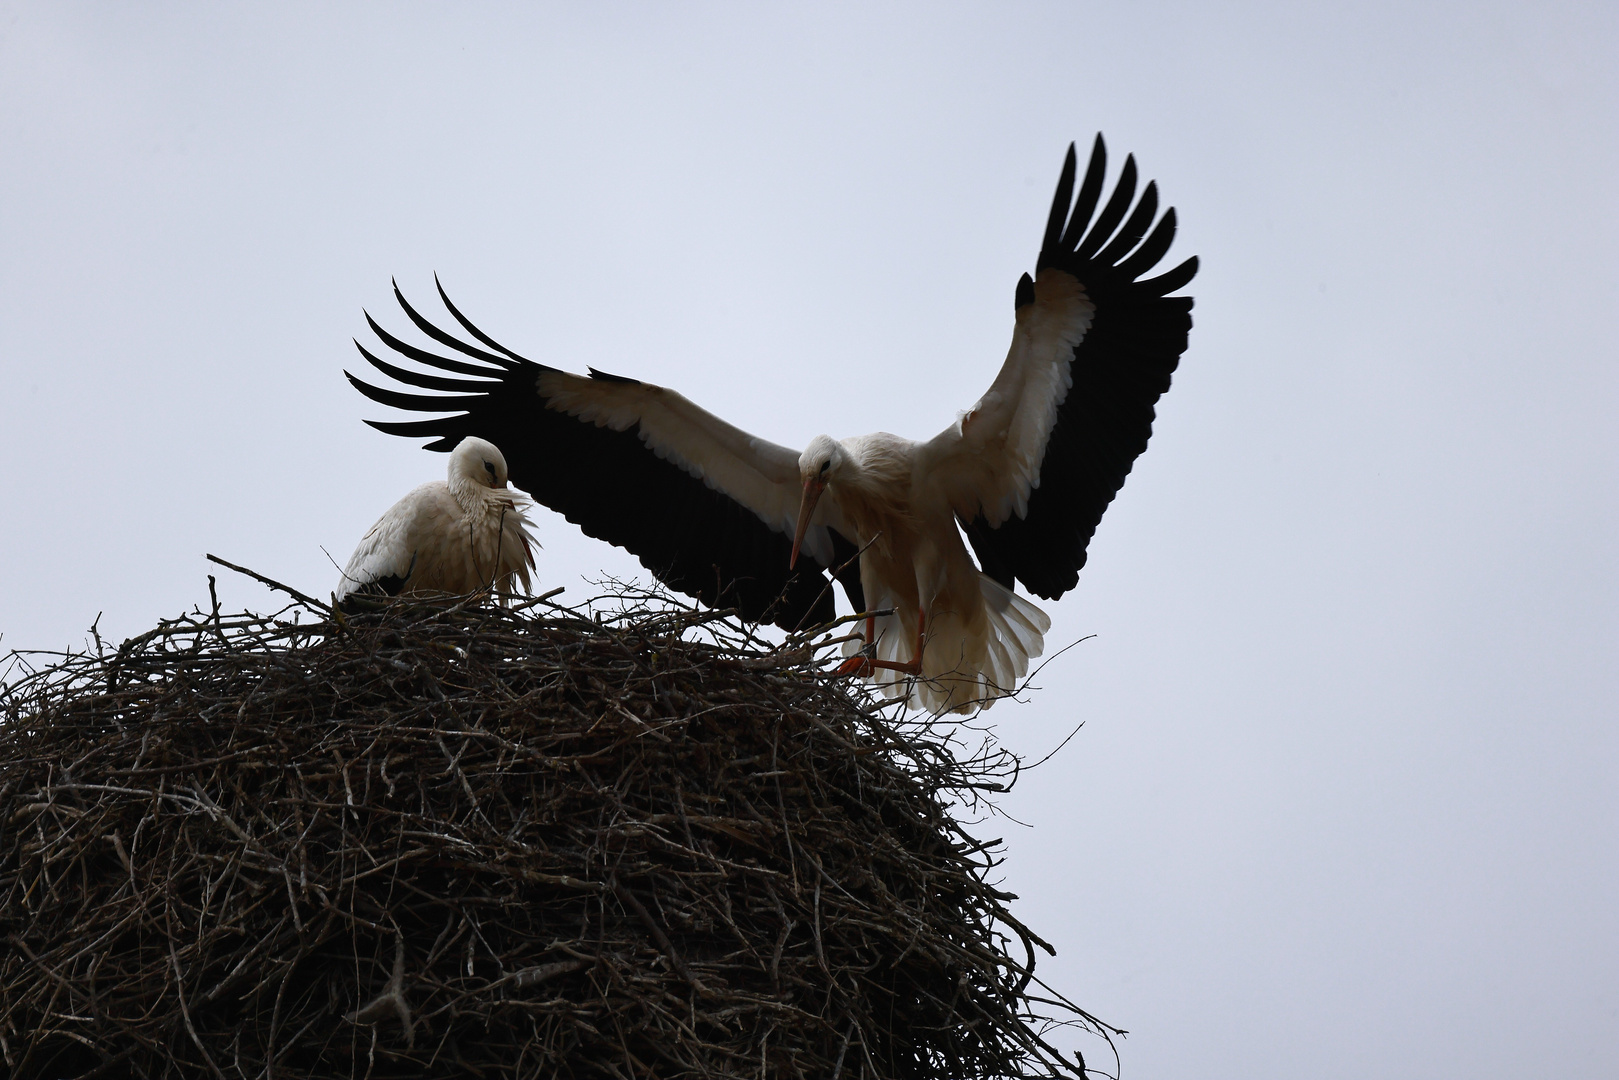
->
(2, 3), (1615, 1076)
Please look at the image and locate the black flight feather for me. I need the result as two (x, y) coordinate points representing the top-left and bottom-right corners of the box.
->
(351, 288), (844, 630)
(434, 274), (533, 363)
(961, 137), (1197, 601)
(391, 280), (523, 370)
(353, 137), (1195, 621)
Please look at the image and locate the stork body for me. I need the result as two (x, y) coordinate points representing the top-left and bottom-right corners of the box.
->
(336, 436), (537, 604)
(795, 432), (1052, 710)
(348, 136), (1197, 711)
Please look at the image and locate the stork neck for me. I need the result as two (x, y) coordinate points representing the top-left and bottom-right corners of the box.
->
(449, 474), (495, 515)
(833, 437), (912, 522)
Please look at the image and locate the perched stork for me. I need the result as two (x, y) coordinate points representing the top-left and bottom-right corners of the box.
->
(349, 136), (1197, 712)
(335, 436), (537, 605)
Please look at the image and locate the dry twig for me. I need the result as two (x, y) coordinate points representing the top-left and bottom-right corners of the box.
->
(0, 585), (1114, 1078)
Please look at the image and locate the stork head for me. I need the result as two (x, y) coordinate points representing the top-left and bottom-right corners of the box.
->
(798, 435), (846, 487)
(791, 435), (843, 568)
(448, 436), (511, 490)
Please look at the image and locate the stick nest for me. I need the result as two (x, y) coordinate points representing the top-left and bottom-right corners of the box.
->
(1, 584), (1112, 1079)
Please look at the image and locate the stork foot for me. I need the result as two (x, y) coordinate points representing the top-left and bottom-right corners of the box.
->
(835, 655), (922, 678)
(832, 610), (924, 678)
(835, 654), (875, 677)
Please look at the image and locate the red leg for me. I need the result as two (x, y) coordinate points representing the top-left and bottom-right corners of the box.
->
(837, 608), (925, 678)
(834, 614), (880, 676)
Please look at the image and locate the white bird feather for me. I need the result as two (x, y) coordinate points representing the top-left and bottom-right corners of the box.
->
(349, 137), (1197, 713)
(336, 436), (537, 604)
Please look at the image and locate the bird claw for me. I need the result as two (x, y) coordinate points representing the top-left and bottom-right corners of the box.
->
(835, 654), (875, 677)
(833, 642), (923, 679)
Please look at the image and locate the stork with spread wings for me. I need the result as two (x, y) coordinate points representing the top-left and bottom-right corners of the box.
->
(349, 136), (1197, 713)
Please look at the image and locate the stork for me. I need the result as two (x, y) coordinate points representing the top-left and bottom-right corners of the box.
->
(335, 436), (537, 605)
(348, 136), (1197, 712)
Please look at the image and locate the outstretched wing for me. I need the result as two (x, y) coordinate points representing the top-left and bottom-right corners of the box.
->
(347, 279), (864, 628)
(921, 135), (1198, 599)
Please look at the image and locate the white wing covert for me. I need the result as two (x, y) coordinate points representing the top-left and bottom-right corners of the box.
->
(918, 269), (1096, 528)
(347, 280), (862, 628)
(948, 137), (1199, 601)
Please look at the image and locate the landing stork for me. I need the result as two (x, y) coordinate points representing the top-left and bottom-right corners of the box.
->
(349, 136), (1197, 712)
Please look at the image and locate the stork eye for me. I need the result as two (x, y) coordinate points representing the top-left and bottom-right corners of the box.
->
(484, 461), (497, 481)
(818, 461), (830, 477)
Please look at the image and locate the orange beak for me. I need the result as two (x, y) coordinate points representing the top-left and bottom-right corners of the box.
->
(790, 479), (825, 569)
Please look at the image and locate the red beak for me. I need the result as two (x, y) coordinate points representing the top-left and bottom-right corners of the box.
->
(790, 479), (825, 569)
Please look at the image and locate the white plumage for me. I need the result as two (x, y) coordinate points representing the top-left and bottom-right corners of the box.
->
(350, 137), (1197, 713)
(335, 436), (537, 604)
(790, 431), (1053, 714)
(780, 269), (1088, 711)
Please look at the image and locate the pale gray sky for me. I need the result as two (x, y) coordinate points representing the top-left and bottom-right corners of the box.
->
(2, 3), (1615, 1076)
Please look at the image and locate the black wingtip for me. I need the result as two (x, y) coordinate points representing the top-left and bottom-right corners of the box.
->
(1038, 144), (1079, 264)
(352, 339), (499, 393)
(1140, 254), (1199, 296)
(361, 416), (464, 451)
(347, 371), (418, 408)
(1094, 179), (1160, 267)
(588, 366), (641, 385)
(1014, 272), (1035, 311)
(1074, 153), (1137, 261)
(431, 276), (532, 364)
(361, 309), (392, 342)
(1054, 135), (1109, 254)
(1115, 205), (1177, 281)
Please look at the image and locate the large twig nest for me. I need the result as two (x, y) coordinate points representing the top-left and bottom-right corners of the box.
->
(0, 583), (1112, 1078)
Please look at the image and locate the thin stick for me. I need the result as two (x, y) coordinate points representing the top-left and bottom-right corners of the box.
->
(205, 554), (331, 612)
